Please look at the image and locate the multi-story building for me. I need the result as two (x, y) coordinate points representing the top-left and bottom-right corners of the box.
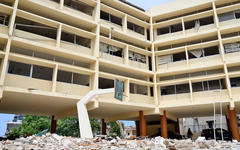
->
(5, 114), (23, 136)
(0, 0), (239, 140)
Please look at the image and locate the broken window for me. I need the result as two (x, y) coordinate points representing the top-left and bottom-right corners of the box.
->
(64, 0), (93, 16)
(129, 51), (146, 63)
(100, 42), (123, 58)
(185, 20), (196, 30)
(184, 16), (213, 31)
(0, 13), (10, 26)
(127, 22), (144, 35)
(130, 83), (148, 95)
(15, 17), (57, 40)
(230, 77), (240, 88)
(224, 42), (240, 54)
(99, 78), (114, 89)
(199, 16), (214, 26)
(57, 70), (89, 86)
(8, 61), (31, 77)
(158, 52), (186, 65)
(218, 10), (239, 22)
(100, 11), (122, 26)
(61, 31), (91, 48)
(32, 65), (53, 81)
(188, 46), (219, 59)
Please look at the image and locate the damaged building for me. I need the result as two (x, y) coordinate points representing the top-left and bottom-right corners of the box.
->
(0, 0), (240, 141)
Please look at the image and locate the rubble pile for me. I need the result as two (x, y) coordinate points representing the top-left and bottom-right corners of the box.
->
(1, 133), (240, 150)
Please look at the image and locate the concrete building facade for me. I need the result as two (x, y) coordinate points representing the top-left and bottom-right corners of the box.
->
(0, 0), (239, 140)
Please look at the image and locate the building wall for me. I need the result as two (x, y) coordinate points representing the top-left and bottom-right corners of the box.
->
(0, 0), (239, 125)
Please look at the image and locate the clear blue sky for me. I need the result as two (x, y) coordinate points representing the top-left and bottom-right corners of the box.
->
(0, 0), (173, 137)
(127, 0), (174, 11)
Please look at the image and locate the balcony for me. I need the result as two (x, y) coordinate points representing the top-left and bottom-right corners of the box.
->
(100, 52), (124, 64)
(129, 94), (154, 105)
(225, 51), (240, 64)
(129, 60), (148, 70)
(56, 82), (91, 96)
(157, 55), (222, 74)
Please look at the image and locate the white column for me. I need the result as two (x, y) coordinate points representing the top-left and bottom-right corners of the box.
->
(52, 64), (58, 92)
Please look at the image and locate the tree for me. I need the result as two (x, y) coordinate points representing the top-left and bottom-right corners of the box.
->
(9, 115), (122, 138)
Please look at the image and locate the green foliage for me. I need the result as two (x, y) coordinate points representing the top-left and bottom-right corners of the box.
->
(107, 121), (121, 137)
(9, 115), (122, 138)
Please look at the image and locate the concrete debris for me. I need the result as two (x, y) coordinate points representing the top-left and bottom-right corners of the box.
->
(0, 134), (240, 150)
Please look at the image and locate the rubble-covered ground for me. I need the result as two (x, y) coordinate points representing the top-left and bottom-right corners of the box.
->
(1, 133), (240, 150)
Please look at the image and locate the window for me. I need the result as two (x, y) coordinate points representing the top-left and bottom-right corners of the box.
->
(224, 42), (240, 54)
(228, 66), (240, 72)
(161, 83), (189, 95)
(157, 27), (170, 35)
(199, 16), (214, 26)
(32, 65), (53, 81)
(188, 46), (219, 59)
(100, 42), (123, 58)
(99, 78), (114, 89)
(130, 83), (148, 95)
(230, 77), (240, 87)
(100, 11), (122, 26)
(192, 79), (226, 92)
(15, 17), (57, 40)
(61, 31), (91, 48)
(129, 51), (146, 63)
(8, 61), (31, 77)
(218, 12), (235, 22)
(171, 23), (182, 33)
(57, 70), (89, 86)
(173, 52), (186, 62)
(64, 0), (93, 16)
(127, 22), (145, 35)
(0, 13), (9, 26)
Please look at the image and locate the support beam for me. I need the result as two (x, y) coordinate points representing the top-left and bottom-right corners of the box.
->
(139, 111), (146, 136)
(50, 116), (57, 133)
(228, 106), (240, 141)
(161, 110), (168, 139)
(101, 119), (107, 135)
(135, 120), (140, 137)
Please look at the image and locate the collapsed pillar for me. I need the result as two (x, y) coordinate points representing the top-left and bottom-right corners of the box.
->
(161, 110), (168, 138)
(139, 111), (146, 136)
(50, 116), (57, 133)
(101, 119), (106, 135)
(228, 106), (240, 141)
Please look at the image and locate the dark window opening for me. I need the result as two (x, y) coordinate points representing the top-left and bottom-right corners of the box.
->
(157, 27), (170, 35)
(204, 46), (219, 56)
(64, 0), (93, 16)
(148, 56), (152, 71)
(161, 83), (189, 95)
(230, 77), (240, 88)
(199, 16), (214, 26)
(236, 11), (240, 19)
(99, 78), (114, 89)
(171, 23), (182, 33)
(228, 66), (240, 72)
(15, 17), (57, 40)
(100, 11), (122, 26)
(32, 65), (53, 81)
(218, 12), (235, 22)
(61, 31), (91, 48)
(100, 11), (110, 21)
(127, 21), (144, 35)
(8, 61), (31, 77)
(147, 29), (150, 41)
(0, 13), (10, 26)
(0, 0), (12, 6)
(50, 0), (60, 3)
(57, 70), (89, 86)
(185, 20), (196, 30)
(173, 52), (186, 62)
(130, 83), (148, 95)
(221, 32), (240, 39)
(0, 44), (4, 51)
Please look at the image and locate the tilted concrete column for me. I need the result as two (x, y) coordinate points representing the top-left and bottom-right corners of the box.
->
(161, 110), (168, 138)
(101, 119), (106, 135)
(139, 111), (146, 136)
(228, 106), (240, 141)
(50, 116), (57, 133)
